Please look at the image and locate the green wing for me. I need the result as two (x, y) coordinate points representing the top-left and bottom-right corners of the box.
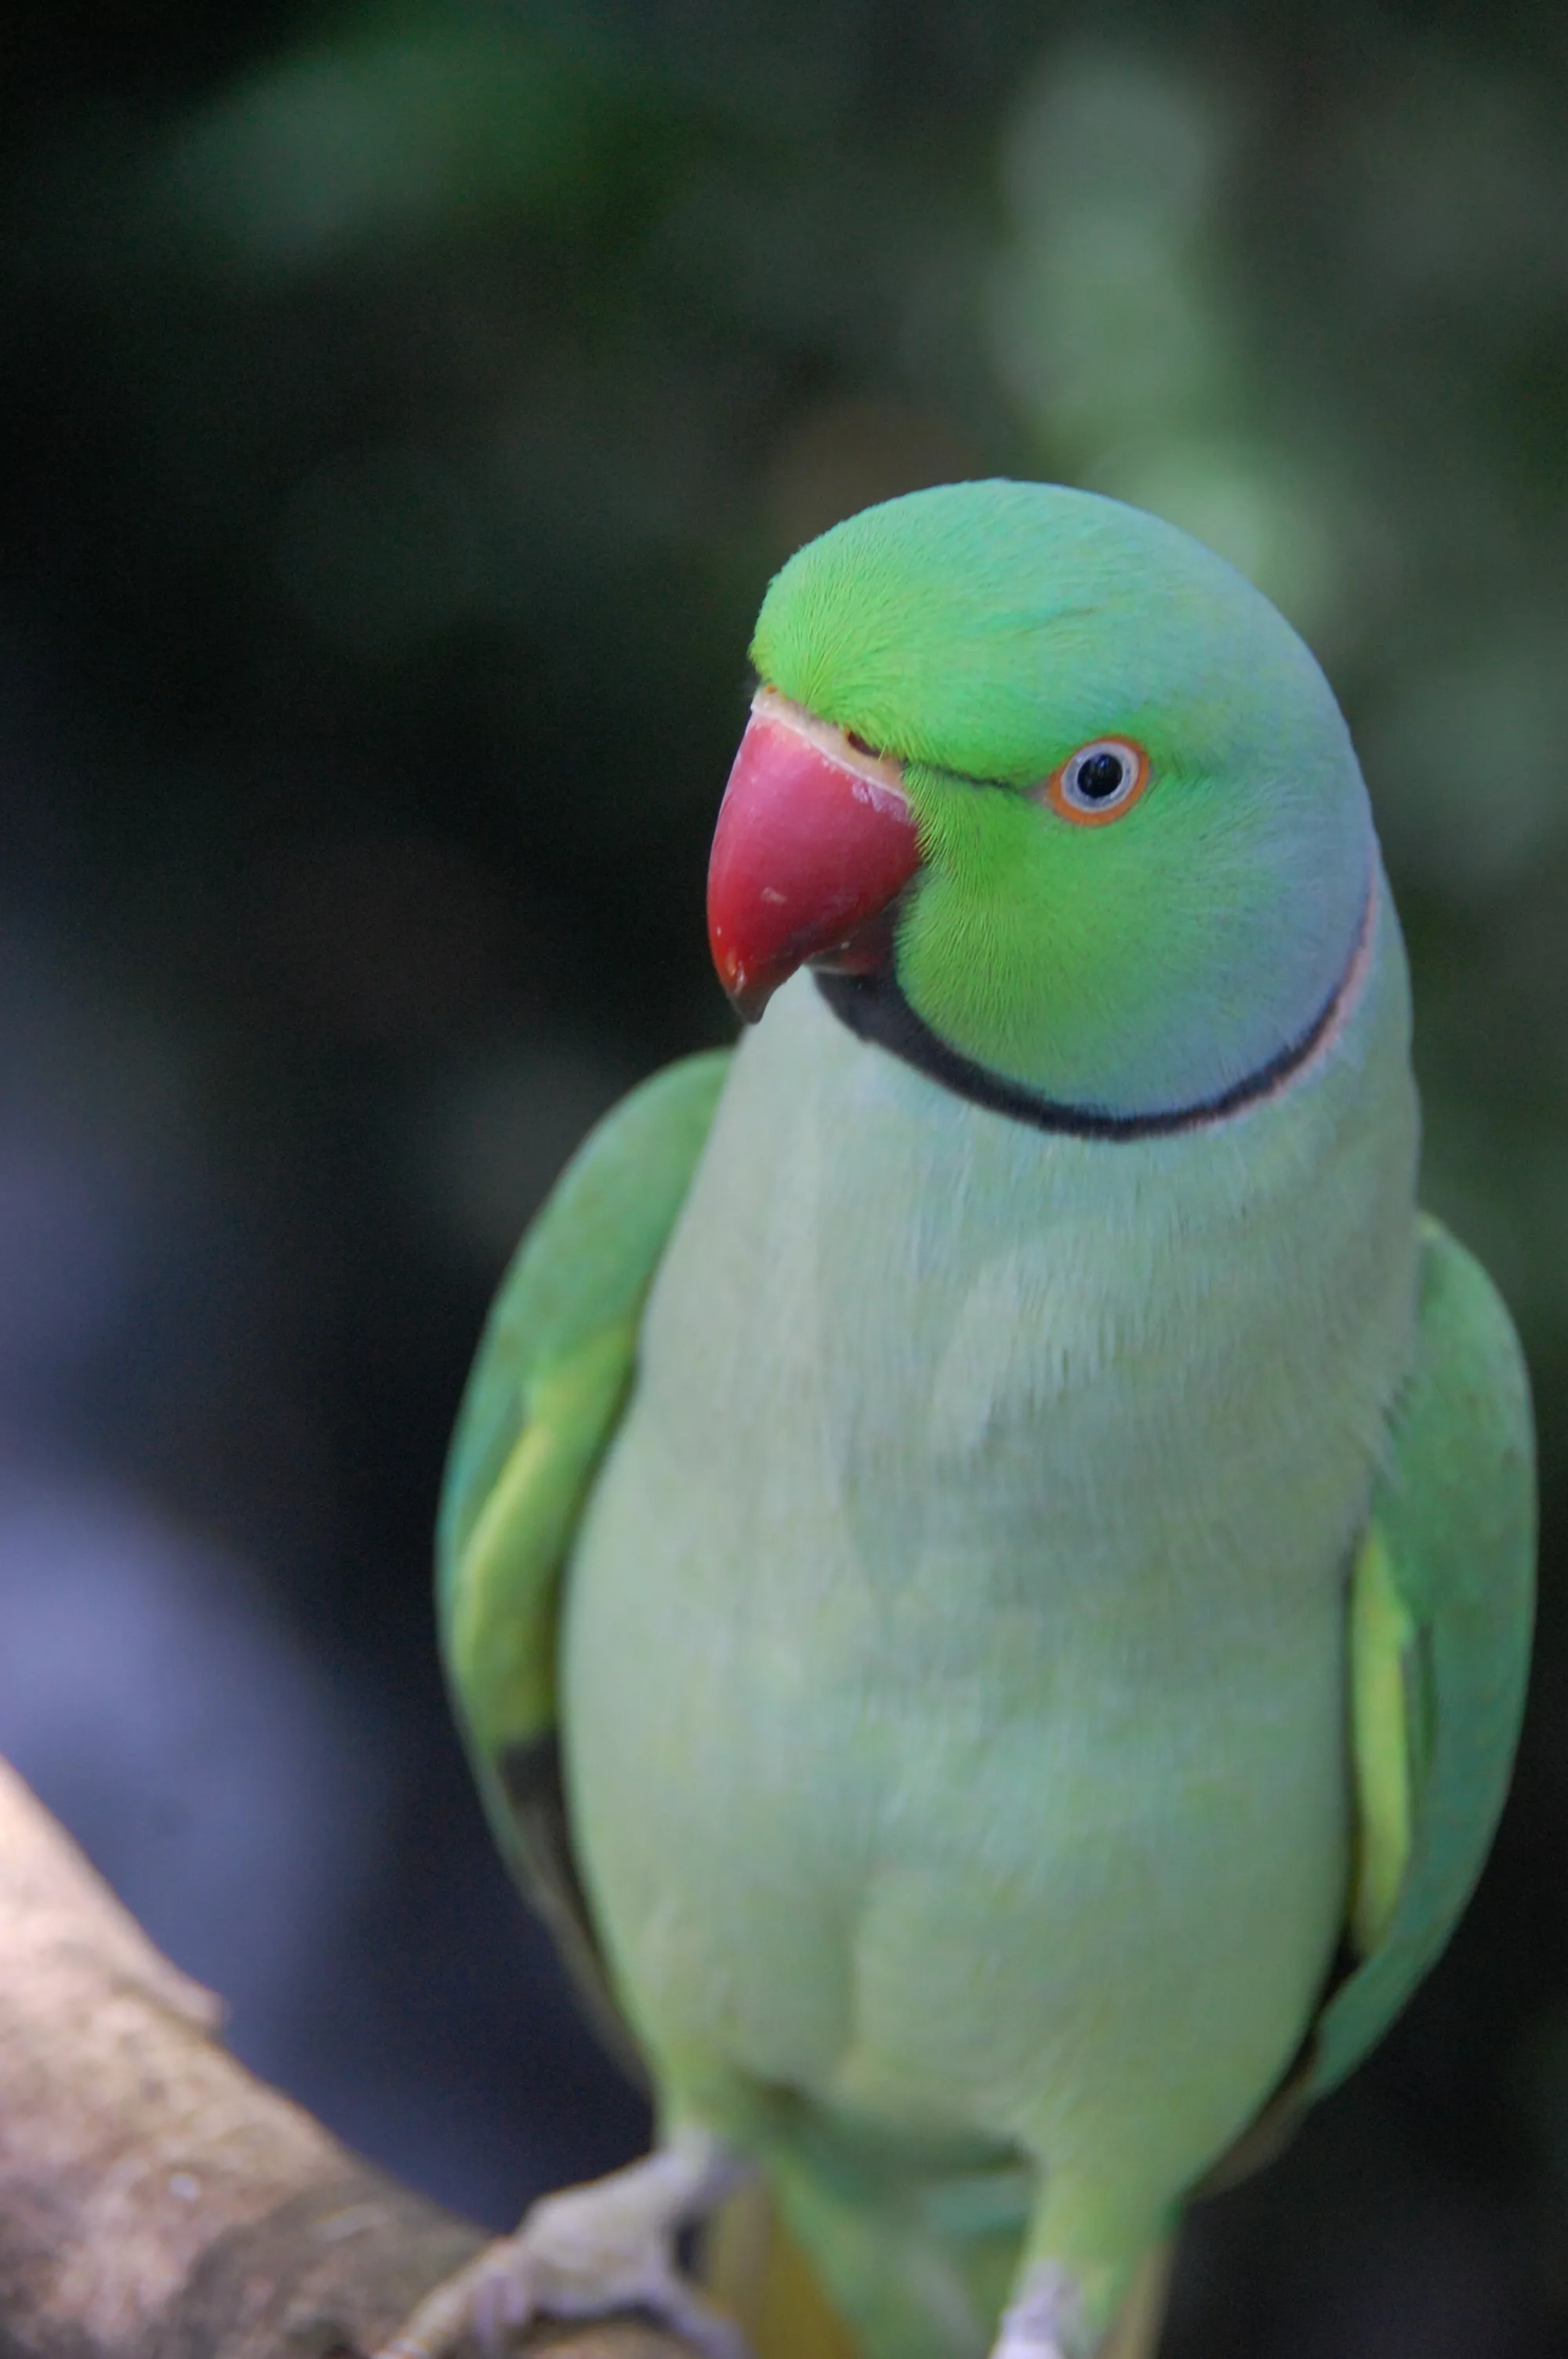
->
(438, 1047), (731, 2049)
(1310, 1212), (1536, 2095)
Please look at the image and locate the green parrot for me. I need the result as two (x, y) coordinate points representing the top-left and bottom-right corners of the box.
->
(383, 482), (1534, 2359)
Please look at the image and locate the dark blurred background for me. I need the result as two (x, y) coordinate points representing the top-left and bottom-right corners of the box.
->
(1, 3), (1566, 2353)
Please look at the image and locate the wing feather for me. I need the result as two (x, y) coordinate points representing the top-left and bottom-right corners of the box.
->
(1312, 1212), (1535, 2095)
(437, 1048), (731, 2055)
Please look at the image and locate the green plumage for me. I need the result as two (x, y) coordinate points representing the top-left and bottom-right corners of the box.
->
(439, 1049), (728, 2031)
(1316, 1216), (1534, 2096)
(436, 483), (1534, 2359)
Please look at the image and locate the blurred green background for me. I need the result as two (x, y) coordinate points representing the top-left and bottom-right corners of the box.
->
(1, 3), (1566, 2353)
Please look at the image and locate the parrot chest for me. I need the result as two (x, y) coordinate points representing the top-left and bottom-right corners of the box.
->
(561, 972), (1418, 2147)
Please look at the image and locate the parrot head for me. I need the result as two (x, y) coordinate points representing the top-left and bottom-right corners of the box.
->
(707, 481), (1376, 1127)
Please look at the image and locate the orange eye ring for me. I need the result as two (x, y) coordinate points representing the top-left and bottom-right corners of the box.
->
(1044, 737), (1152, 827)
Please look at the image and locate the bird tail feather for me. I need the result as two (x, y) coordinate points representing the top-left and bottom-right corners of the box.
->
(702, 2178), (1173, 2359)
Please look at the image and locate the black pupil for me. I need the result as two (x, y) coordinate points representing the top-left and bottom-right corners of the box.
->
(1076, 750), (1127, 801)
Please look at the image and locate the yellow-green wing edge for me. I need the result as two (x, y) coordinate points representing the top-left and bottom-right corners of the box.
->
(1312, 1212), (1536, 2096)
(437, 1046), (731, 2048)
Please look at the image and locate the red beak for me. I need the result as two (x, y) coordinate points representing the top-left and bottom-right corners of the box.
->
(707, 688), (921, 1022)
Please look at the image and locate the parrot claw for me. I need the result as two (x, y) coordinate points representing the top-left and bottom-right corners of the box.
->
(375, 2132), (753, 2359)
(991, 2263), (1083, 2359)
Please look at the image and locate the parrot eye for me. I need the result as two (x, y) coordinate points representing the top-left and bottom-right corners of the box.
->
(1045, 738), (1151, 827)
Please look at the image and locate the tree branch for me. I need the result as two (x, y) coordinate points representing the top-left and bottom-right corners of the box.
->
(0, 1755), (684, 2359)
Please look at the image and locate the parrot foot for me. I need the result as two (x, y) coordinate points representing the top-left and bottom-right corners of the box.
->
(992, 2263), (1084, 2359)
(376, 2128), (753, 2359)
